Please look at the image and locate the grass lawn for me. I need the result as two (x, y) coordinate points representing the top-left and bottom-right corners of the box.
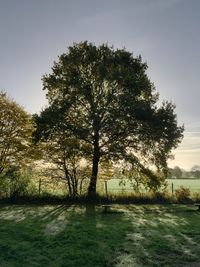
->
(0, 204), (200, 267)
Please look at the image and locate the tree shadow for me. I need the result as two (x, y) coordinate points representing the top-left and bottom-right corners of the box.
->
(0, 203), (131, 267)
(2, 203), (199, 266)
(114, 204), (200, 267)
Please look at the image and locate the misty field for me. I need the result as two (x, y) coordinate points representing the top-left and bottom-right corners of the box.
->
(167, 179), (200, 193)
(0, 204), (200, 267)
(106, 178), (200, 194)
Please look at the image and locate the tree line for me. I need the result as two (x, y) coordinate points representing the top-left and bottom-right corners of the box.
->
(168, 165), (200, 179)
(0, 41), (184, 198)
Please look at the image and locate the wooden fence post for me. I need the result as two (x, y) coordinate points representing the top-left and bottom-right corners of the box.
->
(39, 178), (42, 196)
(105, 180), (108, 197)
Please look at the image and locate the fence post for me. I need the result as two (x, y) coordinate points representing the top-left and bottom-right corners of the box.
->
(39, 178), (42, 196)
(171, 182), (174, 194)
(105, 180), (108, 197)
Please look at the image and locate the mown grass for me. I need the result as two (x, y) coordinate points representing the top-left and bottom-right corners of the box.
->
(0, 204), (131, 267)
(0, 204), (200, 266)
(116, 205), (200, 266)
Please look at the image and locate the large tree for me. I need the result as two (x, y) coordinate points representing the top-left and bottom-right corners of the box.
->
(35, 41), (184, 196)
(0, 92), (34, 174)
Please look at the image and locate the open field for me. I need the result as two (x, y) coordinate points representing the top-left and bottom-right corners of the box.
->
(106, 178), (200, 194)
(167, 179), (200, 193)
(0, 204), (200, 266)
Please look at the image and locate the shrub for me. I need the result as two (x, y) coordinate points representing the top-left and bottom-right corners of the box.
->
(153, 190), (172, 204)
(175, 186), (191, 203)
(192, 192), (200, 203)
(0, 166), (37, 198)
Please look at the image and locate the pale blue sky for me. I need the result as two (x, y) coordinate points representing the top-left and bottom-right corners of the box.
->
(0, 0), (200, 169)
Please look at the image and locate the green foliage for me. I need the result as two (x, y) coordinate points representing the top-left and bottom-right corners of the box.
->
(114, 162), (167, 193)
(0, 92), (34, 174)
(0, 167), (37, 198)
(35, 41), (184, 195)
(32, 131), (91, 197)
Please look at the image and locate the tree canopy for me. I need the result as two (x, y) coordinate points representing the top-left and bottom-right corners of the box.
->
(0, 92), (34, 174)
(35, 41), (184, 196)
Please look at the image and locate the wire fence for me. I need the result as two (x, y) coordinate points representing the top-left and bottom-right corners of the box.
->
(36, 177), (200, 196)
(104, 178), (200, 194)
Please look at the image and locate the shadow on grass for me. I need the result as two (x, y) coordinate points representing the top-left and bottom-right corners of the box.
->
(0, 204), (131, 267)
(114, 205), (200, 267)
(1, 204), (200, 267)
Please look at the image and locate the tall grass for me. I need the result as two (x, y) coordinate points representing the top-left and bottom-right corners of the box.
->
(1, 188), (199, 205)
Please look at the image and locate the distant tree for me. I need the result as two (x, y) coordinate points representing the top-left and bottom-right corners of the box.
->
(35, 41), (184, 196)
(191, 165), (200, 178)
(0, 92), (34, 174)
(173, 166), (183, 179)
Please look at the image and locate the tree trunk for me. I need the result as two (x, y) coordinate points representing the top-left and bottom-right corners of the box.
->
(87, 133), (100, 197)
(71, 171), (78, 197)
(63, 159), (72, 196)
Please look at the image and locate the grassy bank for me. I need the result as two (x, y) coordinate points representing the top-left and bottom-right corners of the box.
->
(0, 204), (200, 266)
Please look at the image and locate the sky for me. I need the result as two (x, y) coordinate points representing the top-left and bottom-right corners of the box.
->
(0, 0), (200, 170)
